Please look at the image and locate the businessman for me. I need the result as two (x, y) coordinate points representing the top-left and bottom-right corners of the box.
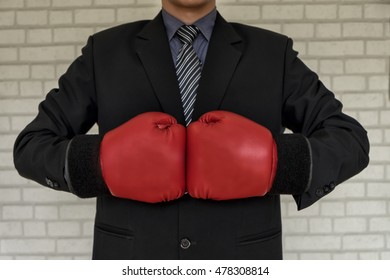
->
(14, 0), (369, 259)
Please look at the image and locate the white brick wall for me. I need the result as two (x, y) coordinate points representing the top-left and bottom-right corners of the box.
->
(0, 0), (389, 260)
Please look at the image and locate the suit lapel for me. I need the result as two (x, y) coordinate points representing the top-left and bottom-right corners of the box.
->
(135, 12), (185, 125)
(135, 12), (243, 125)
(192, 13), (243, 121)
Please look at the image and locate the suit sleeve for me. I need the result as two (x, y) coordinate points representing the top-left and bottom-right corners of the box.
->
(273, 38), (369, 210)
(13, 36), (109, 198)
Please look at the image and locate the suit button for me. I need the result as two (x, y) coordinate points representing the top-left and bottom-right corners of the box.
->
(315, 188), (324, 197)
(180, 238), (191, 249)
(329, 182), (336, 190)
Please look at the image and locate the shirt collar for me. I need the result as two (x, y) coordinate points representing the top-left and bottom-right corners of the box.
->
(162, 8), (217, 42)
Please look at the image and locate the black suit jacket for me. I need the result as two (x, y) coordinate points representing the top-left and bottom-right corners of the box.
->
(14, 12), (369, 259)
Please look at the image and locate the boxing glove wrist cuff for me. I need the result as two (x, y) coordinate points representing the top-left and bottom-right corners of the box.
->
(269, 134), (312, 195)
(66, 134), (109, 198)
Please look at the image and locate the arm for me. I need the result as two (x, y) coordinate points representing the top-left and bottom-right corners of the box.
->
(13, 36), (109, 198)
(280, 38), (370, 210)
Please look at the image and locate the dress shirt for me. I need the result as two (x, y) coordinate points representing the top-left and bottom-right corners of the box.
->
(161, 8), (217, 67)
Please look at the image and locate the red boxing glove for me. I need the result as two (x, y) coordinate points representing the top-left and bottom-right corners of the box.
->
(187, 111), (277, 200)
(100, 112), (186, 203)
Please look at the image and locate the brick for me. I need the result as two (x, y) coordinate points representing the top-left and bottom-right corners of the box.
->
(342, 93), (383, 109)
(2, 206), (33, 220)
(0, 48), (17, 62)
(20, 46), (75, 62)
(381, 252), (390, 259)
(0, 0), (24, 8)
(283, 253), (298, 260)
(15, 256), (47, 260)
(306, 5), (337, 20)
(44, 81), (59, 92)
(24, 222), (46, 237)
(31, 65), (55, 79)
(49, 11), (73, 25)
(319, 60), (343, 74)
(367, 40), (390, 56)
(95, 0), (135, 4)
(385, 129), (390, 143)
(20, 81), (43, 97)
(0, 222), (22, 237)
(316, 23), (341, 38)
(35, 206), (58, 220)
(285, 236), (341, 251)
(343, 235), (384, 250)
(10, 116), (33, 131)
(333, 76), (366, 91)
(0, 30), (25, 45)
(339, 5), (363, 19)
(333, 252), (358, 260)
(370, 146), (390, 162)
(0, 117), (10, 132)
(346, 201), (387, 216)
(0, 170), (29, 185)
(48, 222), (80, 237)
(254, 24), (281, 34)
(0, 11), (15, 26)
(57, 239), (92, 253)
(0, 99), (40, 114)
(309, 218), (332, 233)
(300, 253), (331, 260)
(369, 76), (389, 91)
(27, 29), (52, 44)
(367, 183), (390, 198)
(0, 188), (20, 202)
(359, 252), (380, 260)
(0, 135), (18, 150)
(308, 41), (364, 56)
(26, 0), (51, 7)
(380, 111), (390, 125)
(74, 9), (115, 24)
(0, 65), (29, 80)
(358, 111), (379, 126)
(367, 129), (383, 144)
(52, 0), (93, 7)
(16, 11), (48, 26)
(283, 23), (314, 39)
(59, 204), (96, 220)
(262, 5), (304, 20)
(354, 164), (384, 180)
(334, 218), (367, 233)
(282, 218), (308, 233)
(1, 239), (55, 254)
(117, 7), (162, 22)
(343, 23), (383, 38)
(292, 41), (306, 56)
(82, 221), (94, 236)
(215, 6), (260, 21)
(320, 202), (345, 216)
(346, 59), (386, 74)
(303, 59), (318, 72)
(54, 28), (94, 43)
(370, 218), (390, 232)
(23, 188), (77, 203)
(364, 4), (390, 19)
(329, 183), (365, 199)
(0, 82), (18, 97)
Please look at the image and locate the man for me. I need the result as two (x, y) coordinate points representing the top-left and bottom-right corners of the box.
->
(13, 0), (369, 259)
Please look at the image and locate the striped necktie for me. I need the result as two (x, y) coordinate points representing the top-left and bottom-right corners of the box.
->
(175, 25), (201, 126)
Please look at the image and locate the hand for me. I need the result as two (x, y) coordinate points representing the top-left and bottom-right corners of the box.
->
(100, 112), (186, 203)
(186, 110), (277, 200)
